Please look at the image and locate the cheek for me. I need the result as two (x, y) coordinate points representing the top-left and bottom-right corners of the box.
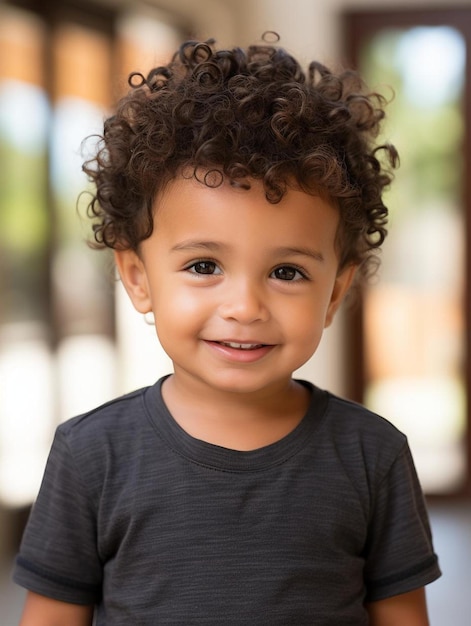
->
(284, 296), (330, 333)
(153, 284), (210, 328)
(286, 315), (325, 372)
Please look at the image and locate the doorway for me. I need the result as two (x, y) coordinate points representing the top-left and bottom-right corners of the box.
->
(344, 8), (471, 497)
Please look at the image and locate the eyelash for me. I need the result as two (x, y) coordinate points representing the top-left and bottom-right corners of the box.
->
(184, 260), (310, 282)
(270, 265), (310, 282)
(184, 260), (221, 275)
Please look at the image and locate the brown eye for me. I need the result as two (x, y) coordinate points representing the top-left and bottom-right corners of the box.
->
(272, 266), (304, 281)
(188, 261), (219, 274)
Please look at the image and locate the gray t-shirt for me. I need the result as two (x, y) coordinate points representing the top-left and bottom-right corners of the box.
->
(13, 378), (440, 624)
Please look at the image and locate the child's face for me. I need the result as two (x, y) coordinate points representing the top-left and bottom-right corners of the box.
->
(116, 176), (355, 397)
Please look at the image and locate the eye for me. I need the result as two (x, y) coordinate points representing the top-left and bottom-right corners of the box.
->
(186, 260), (221, 275)
(271, 265), (308, 281)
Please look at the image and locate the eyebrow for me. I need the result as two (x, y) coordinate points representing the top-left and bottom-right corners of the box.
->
(171, 240), (226, 253)
(171, 240), (324, 263)
(274, 246), (325, 263)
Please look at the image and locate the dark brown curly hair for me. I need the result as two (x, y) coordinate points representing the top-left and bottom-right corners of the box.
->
(83, 34), (398, 277)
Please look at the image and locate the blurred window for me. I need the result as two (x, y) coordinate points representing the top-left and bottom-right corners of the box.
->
(345, 9), (471, 496)
(0, 1), (183, 508)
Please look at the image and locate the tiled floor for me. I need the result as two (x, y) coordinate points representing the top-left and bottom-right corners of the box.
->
(1, 501), (470, 625)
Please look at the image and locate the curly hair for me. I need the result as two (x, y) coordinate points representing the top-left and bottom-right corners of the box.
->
(83, 34), (398, 277)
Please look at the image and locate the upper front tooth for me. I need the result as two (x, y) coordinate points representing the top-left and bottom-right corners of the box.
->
(226, 342), (258, 349)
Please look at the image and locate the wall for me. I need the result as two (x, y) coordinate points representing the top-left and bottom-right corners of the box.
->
(137, 0), (471, 62)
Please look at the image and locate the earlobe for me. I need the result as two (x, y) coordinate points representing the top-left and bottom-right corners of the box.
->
(114, 249), (152, 314)
(324, 264), (357, 328)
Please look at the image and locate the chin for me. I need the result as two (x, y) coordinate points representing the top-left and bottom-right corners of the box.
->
(203, 372), (291, 395)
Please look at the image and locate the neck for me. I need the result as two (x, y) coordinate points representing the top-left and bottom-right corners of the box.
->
(160, 374), (311, 451)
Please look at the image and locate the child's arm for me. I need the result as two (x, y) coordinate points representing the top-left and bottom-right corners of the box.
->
(366, 588), (429, 626)
(19, 591), (94, 626)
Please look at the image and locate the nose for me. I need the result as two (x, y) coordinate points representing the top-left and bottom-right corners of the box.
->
(218, 278), (270, 324)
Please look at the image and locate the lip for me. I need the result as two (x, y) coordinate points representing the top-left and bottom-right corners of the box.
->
(204, 339), (275, 363)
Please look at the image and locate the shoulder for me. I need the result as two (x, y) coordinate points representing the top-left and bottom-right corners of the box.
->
(301, 379), (407, 448)
(61, 387), (146, 425)
(40, 380), (168, 504)
(50, 380), (166, 471)
(324, 391), (407, 444)
(330, 392), (408, 469)
(302, 382), (410, 488)
(58, 382), (156, 440)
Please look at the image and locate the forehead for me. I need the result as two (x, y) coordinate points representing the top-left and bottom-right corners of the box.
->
(155, 175), (338, 235)
(152, 176), (340, 257)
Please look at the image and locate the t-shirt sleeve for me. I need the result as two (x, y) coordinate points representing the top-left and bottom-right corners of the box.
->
(12, 427), (102, 605)
(363, 441), (441, 601)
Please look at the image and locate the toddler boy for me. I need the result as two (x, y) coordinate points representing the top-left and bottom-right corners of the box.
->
(14, 35), (440, 625)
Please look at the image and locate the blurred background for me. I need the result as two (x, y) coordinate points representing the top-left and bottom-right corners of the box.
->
(0, 0), (470, 623)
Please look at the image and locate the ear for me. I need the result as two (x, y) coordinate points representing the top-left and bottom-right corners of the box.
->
(324, 264), (357, 328)
(114, 249), (152, 314)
